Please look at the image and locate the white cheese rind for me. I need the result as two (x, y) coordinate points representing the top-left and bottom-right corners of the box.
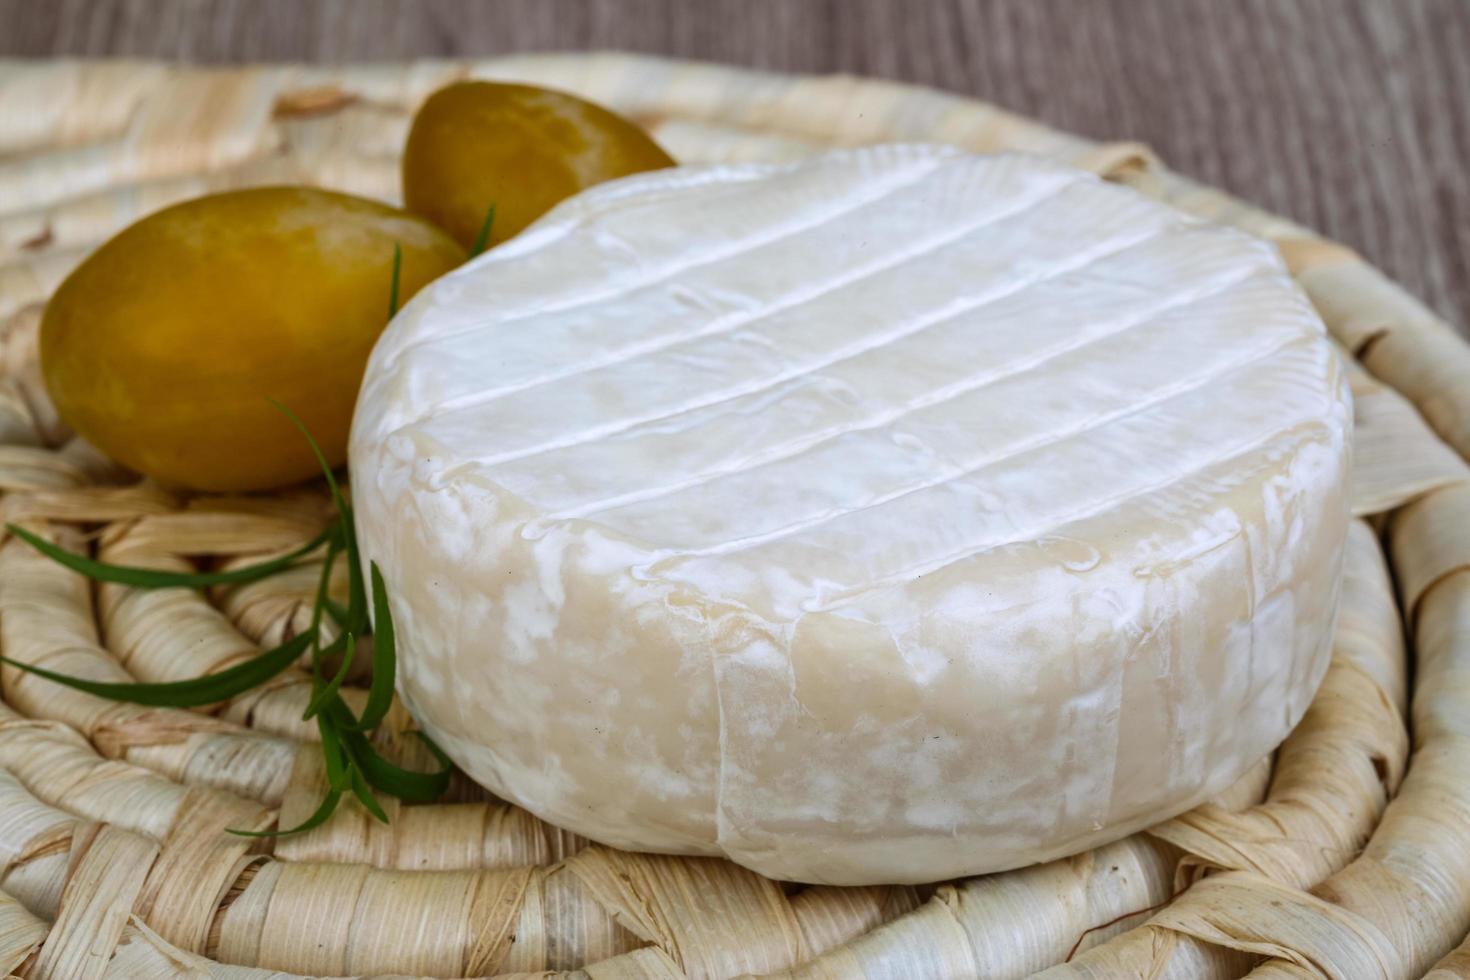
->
(350, 145), (1352, 885)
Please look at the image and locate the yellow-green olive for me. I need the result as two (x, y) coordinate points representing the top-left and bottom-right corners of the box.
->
(402, 81), (675, 249)
(41, 186), (465, 492)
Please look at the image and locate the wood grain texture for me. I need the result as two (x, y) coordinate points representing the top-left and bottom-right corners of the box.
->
(2, 0), (1466, 336)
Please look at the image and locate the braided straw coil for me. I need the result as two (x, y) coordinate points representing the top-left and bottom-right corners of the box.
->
(0, 52), (1468, 979)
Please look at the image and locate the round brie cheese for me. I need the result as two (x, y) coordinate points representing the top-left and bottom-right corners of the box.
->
(350, 145), (1351, 885)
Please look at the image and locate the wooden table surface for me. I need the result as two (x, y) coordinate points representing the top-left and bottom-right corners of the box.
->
(4, 0), (1467, 336)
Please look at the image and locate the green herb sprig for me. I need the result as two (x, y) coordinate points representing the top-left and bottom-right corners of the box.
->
(387, 243), (402, 320)
(469, 204), (497, 259)
(2, 247), (451, 836)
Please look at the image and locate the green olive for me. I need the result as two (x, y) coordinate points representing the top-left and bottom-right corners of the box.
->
(41, 187), (465, 492)
(402, 81), (675, 249)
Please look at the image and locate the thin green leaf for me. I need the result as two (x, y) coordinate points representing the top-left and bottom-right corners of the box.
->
(340, 514), (368, 638)
(5, 523), (331, 591)
(413, 730), (453, 769)
(318, 713), (351, 791)
(230, 712), (351, 837)
(229, 787), (343, 838)
(306, 537), (341, 665)
(348, 734), (451, 803)
(388, 243), (403, 318)
(329, 700), (451, 803)
(468, 204), (497, 258)
(324, 598), (349, 628)
(341, 562), (395, 732)
(0, 630), (314, 708)
(302, 632), (354, 721)
(267, 400), (367, 636)
(267, 400), (344, 508)
(349, 767), (390, 824)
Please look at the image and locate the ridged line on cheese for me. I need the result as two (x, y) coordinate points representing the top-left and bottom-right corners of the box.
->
(545, 268), (1272, 521)
(378, 147), (955, 369)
